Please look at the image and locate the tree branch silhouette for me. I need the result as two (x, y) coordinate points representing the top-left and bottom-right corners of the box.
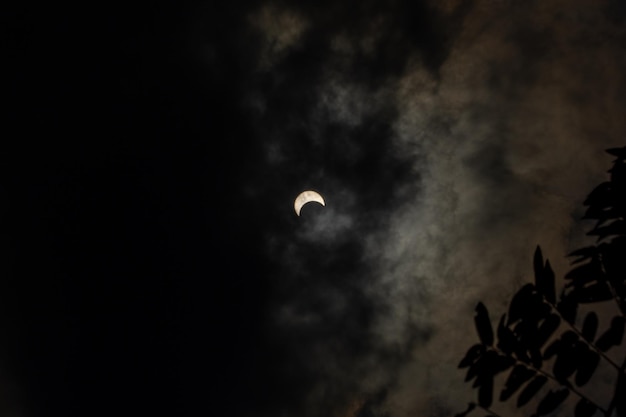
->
(456, 146), (626, 417)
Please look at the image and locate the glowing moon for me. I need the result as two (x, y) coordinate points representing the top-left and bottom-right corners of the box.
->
(294, 190), (325, 216)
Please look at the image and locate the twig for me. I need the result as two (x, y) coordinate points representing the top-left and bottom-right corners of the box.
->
(490, 346), (609, 415)
(544, 299), (623, 372)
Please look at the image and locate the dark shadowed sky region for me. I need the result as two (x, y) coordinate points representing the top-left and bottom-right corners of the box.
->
(3, 1), (626, 416)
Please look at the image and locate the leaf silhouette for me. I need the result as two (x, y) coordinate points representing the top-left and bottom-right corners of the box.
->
(572, 282), (613, 303)
(565, 262), (601, 287)
(610, 316), (625, 344)
(475, 302), (493, 346)
(534, 247), (556, 304)
(517, 375), (547, 407)
(553, 353), (578, 382)
(550, 331), (578, 382)
(465, 356), (482, 382)
(528, 347), (543, 369)
(542, 260), (556, 304)
(472, 351), (514, 388)
(610, 159), (626, 185)
(535, 388), (570, 416)
(478, 375), (494, 408)
(581, 312), (599, 342)
(587, 219), (626, 242)
(496, 315), (516, 355)
(583, 182), (611, 207)
(492, 354), (515, 375)
(568, 246), (597, 264)
(543, 339), (561, 360)
(574, 399), (596, 417)
(508, 284), (535, 325)
(459, 344), (485, 368)
(514, 346), (531, 364)
(556, 293), (577, 324)
(596, 316), (625, 351)
(534, 245), (544, 277)
(536, 314), (560, 349)
(585, 206), (621, 227)
(606, 146), (626, 158)
(543, 330), (578, 359)
(583, 200), (611, 217)
(466, 350), (511, 384)
(500, 365), (535, 401)
(574, 346), (599, 387)
(512, 318), (543, 367)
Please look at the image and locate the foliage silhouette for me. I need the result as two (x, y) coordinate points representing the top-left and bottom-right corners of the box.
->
(456, 147), (626, 417)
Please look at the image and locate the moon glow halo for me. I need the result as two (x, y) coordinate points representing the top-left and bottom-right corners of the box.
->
(294, 190), (325, 216)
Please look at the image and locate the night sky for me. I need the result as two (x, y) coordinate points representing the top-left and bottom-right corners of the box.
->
(4, 1), (626, 416)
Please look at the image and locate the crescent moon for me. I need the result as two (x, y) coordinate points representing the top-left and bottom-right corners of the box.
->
(294, 190), (325, 216)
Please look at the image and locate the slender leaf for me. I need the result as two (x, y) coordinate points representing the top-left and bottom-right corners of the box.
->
(553, 353), (578, 382)
(583, 205), (615, 221)
(543, 260), (556, 304)
(574, 399), (596, 417)
(573, 282), (613, 303)
(492, 354), (515, 375)
(508, 284), (535, 325)
(536, 314), (560, 348)
(526, 294), (552, 322)
(475, 302), (493, 346)
(464, 357), (482, 382)
(592, 209), (620, 228)
(543, 339), (561, 360)
(496, 315), (517, 355)
(610, 316), (625, 345)
(611, 159), (626, 185)
(565, 262), (600, 287)
(583, 182), (611, 207)
(581, 312), (599, 342)
(513, 320), (534, 347)
(587, 219), (626, 242)
(533, 246), (544, 279)
(567, 246), (597, 263)
(535, 388), (570, 416)
(552, 332), (578, 383)
(534, 247), (556, 304)
(606, 146), (626, 158)
(596, 316), (625, 351)
(556, 294), (578, 324)
(517, 375), (547, 407)
(472, 371), (487, 389)
(459, 344), (485, 369)
(500, 365), (535, 401)
(478, 375), (494, 408)
(560, 331), (578, 345)
(513, 318), (543, 367)
(528, 346), (543, 369)
(514, 346), (531, 364)
(574, 346), (599, 387)
(472, 351), (514, 388)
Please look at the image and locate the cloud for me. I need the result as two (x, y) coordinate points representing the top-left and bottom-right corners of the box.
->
(250, 4), (310, 69)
